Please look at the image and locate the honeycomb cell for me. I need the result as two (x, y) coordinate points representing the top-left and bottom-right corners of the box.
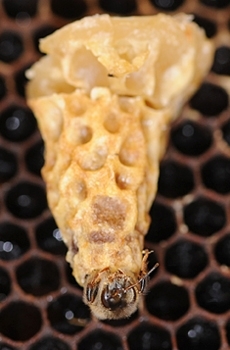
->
(99, 0), (136, 14)
(127, 322), (172, 350)
(176, 317), (220, 350)
(0, 147), (17, 182)
(149, 0), (185, 11)
(2, 0), (38, 18)
(215, 234), (230, 266)
(145, 281), (190, 321)
(16, 257), (60, 296)
(184, 197), (226, 237)
(201, 155), (230, 194)
(0, 301), (42, 341)
(171, 120), (212, 156)
(78, 330), (123, 350)
(0, 105), (37, 142)
(165, 239), (208, 279)
(5, 181), (47, 219)
(193, 15), (217, 38)
(33, 26), (58, 53)
(190, 83), (229, 116)
(25, 140), (44, 176)
(47, 294), (91, 335)
(199, 0), (230, 8)
(0, 268), (11, 302)
(0, 222), (30, 260)
(212, 46), (230, 75)
(36, 217), (67, 255)
(0, 76), (6, 101)
(222, 119), (230, 146)
(158, 161), (194, 198)
(0, 343), (16, 350)
(50, 0), (87, 19)
(195, 273), (230, 314)
(146, 202), (176, 243)
(29, 337), (71, 350)
(0, 31), (23, 63)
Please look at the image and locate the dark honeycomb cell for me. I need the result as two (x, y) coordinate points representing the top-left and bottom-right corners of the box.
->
(0, 105), (37, 142)
(33, 26), (57, 53)
(25, 140), (44, 176)
(0, 268), (11, 302)
(0, 343), (16, 350)
(14, 64), (32, 97)
(145, 281), (190, 321)
(99, 0), (136, 14)
(184, 197), (226, 237)
(195, 273), (230, 314)
(47, 294), (91, 335)
(36, 217), (67, 255)
(176, 317), (220, 350)
(29, 337), (71, 350)
(215, 234), (230, 266)
(0, 76), (6, 101)
(0, 222), (30, 260)
(16, 257), (60, 296)
(146, 202), (176, 243)
(3, 0), (38, 18)
(201, 155), (230, 194)
(149, 0), (185, 11)
(0, 147), (17, 182)
(127, 323), (172, 350)
(212, 46), (230, 75)
(5, 181), (47, 219)
(171, 120), (212, 156)
(165, 240), (208, 279)
(50, 0), (87, 19)
(0, 301), (42, 341)
(199, 0), (230, 8)
(222, 119), (230, 146)
(190, 83), (229, 116)
(0, 31), (23, 63)
(158, 161), (194, 198)
(193, 15), (217, 38)
(78, 330), (123, 350)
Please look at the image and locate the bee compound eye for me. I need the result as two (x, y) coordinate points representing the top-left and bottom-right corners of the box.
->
(86, 284), (99, 303)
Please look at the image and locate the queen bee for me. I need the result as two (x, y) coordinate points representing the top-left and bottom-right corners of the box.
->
(26, 14), (213, 319)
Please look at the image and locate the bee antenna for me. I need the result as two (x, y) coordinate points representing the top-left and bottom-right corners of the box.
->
(124, 262), (159, 292)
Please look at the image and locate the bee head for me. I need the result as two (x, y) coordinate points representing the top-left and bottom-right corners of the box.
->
(83, 270), (140, 320)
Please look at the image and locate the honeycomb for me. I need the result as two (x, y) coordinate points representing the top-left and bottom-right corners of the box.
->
(0, 0), (230, 349)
